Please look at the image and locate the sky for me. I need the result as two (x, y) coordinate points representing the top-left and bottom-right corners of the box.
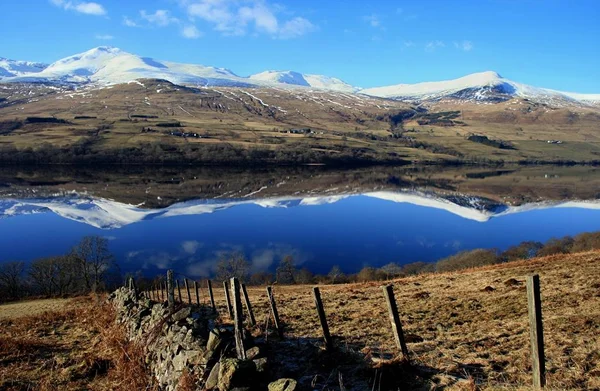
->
(0, 0), (598, 92)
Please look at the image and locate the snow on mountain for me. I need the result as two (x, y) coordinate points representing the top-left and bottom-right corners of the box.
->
(2, 191), (600, 229)
(4, 47), (253, 87)
(1, 47), (598, 105)
(0, 57), (47, 78)
(249, 70), (357, 92)
(361, 71), (600, 105)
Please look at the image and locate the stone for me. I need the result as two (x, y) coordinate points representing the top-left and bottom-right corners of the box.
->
(207, 329), (222, 352)
(268, 378), (297, 391)
(218, 358), (257, 391)
(253, 357), (268, 373)
(245, 346), (260, 360)
(206, 362), (220, 389)
(173, 307), (192, 322)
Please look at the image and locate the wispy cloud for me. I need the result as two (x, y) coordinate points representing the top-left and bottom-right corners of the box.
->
(95, 34), (114, 40)
(403, 40), (416, 48)
(50, 0), (106, 16)
(454, 40), (474, 51)
(425, 40), (445, 52)
(182, 25), (202, 39)
(140, 9), (179, 27)
(181, 240), (202, 254)
(183, 0), (316, 39)
(123, 16), (139, 27)
(363, 14), (381, 28)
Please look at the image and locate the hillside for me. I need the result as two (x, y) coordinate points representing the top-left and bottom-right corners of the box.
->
(1, 78), (600, 165)
(0, 251), (598, 390)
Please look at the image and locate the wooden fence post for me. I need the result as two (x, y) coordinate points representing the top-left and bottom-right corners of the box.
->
(382, 285), (410, 361)
(184, 278), (192, 304)
(161, 282), (165, 302)
(527, 274), (545, 389)
(230, 278), (247, 359)
(241, 284), (256, 326)
(176, 280), (182, 303)
(313, 287), (333, 351)
(224, 281), (233, 318)
(266, 286), (283, 338)
(167, 270), (175, 308)
(194, 281), (200, 305)
(207, 280), (216, 313)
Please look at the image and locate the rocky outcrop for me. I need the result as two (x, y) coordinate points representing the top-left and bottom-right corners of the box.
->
(109, 287), (277, 391)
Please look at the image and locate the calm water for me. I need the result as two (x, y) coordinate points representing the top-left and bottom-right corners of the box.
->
(1, 166), (599, 278)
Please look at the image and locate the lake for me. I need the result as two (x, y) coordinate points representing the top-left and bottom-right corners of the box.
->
(0, 165), (599, 278)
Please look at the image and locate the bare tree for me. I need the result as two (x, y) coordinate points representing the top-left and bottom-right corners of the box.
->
(276, 255), (296, 284)
(327, 265), (345, 284)
(215, 251), (249, 282)
(380, 262), (403, 280)
(29, 256), (79, 296)
(0, 261), (25, 300)
(71, 236), (115, 292)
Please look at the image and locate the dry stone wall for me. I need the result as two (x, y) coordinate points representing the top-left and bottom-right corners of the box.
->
(109, 287), (295, 391)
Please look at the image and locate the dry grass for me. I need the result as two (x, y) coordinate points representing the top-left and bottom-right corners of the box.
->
(208, 251), (600, 390)
(0, 295), (156, 391)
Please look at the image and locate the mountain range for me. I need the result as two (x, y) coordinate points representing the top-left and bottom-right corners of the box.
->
(1, 46), (598, 105)
(2, 191), (599, 229)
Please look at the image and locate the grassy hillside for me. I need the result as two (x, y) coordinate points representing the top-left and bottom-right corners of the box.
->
(1, 251), (598, 390)
(1, 80), (599, 164)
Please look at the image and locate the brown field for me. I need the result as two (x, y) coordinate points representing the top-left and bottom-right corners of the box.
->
(210, 251), (600, 390)
(0, 251), (598, 390)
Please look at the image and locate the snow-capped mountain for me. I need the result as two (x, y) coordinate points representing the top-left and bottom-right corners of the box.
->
(249, 70), (357, 93)
(1, 191), (599, 229)
(360, 71), (600, 105)
(3, 47), (254, 87)
(0, 57), (47, 78)
(1, 47), (598, 106)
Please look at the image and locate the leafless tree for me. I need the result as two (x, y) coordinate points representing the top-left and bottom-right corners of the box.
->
(71, 236), (115, 292)
(215, 251), (249, 282)
(327, 265), (345, 284)
(276, 255), (296, 284)
(29, 256), (79, 296)
(0, 261), (25, 299)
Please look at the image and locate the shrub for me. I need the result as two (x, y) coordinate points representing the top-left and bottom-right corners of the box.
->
(538, 236), (574, 257)
(501, 241), (543, 262)
(436, 249), (500, 272)
(571, 232), (600, 253)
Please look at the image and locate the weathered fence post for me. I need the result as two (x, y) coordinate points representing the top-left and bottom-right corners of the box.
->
(241, 284), (256, 326)
(128, 277), (138, 300)
(167, 270), (175, 308)
(207, 280), (216, 313)
(194, 281), (200, 305)
(230, 278), (247, 359)
(224, 281), (233, 318)
(184, 278), (192, 304)
(527, 274), (545, 389)
(313, 287), (333, 351)
(266, 286), (283, 338)
(161, 282), (165, 302)
(176, 280), (182, 303)
(382, 284), (410, 361)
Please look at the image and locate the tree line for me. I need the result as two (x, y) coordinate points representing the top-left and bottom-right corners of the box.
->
(0, 236), (119, 302)
(187, 230), (600, 286)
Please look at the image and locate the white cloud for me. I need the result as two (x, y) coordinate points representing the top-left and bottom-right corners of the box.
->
(454, 40), (473, 51)
(123, 16), (139, 27)
(95, 34), (114, 40)
(50, 0), (106, 16)
(425, 40), (445, 52)
(403, 40), (415, 48)
(364, 14), (380, 28)
(278, 17), (315, 39)
(141, 9), (179, 27)
(182, 25), (202, 38)
(181, 240), (201, 254)
(184, 0), (315, 38)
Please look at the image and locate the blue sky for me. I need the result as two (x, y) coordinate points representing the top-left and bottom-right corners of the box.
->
(1, 0), (598, 91)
